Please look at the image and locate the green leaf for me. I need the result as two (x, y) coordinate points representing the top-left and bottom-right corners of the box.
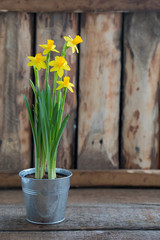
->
(24, 95), (37, 148)
(30, 80), (37, 100)
(57, 90), (62, 110)
(50, 114), (70, 160)
(38, 92), (50, 162)
(47, 84), (52, 120)
(51, 102), (59, 125)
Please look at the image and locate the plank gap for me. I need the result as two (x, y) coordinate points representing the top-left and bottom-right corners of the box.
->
(119, 13), (125, 169)
(30, 13), (37, 168)
(74, 13), (81, 169)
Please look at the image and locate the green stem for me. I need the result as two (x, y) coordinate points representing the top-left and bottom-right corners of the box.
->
(49, 169), (56, 179)
(46, 53), (50, 84)
(49, 151), (57, 179)
(40, 146), (46, 179)
(35, 148), (40, 179)
(61, 88), (67, 120)
(53, 72), (58, 107)
(45, 53), (50, 105)
(61, 42), (68, 58)
(57, 90), (62, 110)
(33, 66), (39, 88)
(56, 88), (67, 137)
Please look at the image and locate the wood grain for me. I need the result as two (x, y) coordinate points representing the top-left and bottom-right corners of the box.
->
(0, 12), (33, 171)
(78, 13), (121, 169)
(1, 170), (160, 188)
(1, 231), (160, 240)
(121, 13), (160, 169)
(0, 0), (160, 12)
(71, 169), (160, 187)
(1, 188), (160, 239)
(0, 204), (160, 230)
(1, 188), (160, 205)
(36, 13), (78, 169)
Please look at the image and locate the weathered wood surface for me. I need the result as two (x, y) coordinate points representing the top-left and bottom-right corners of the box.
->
(1, 189), (160, 238)
(2, 169), (160, 187)
(71, 169), (160, 187)
(0, 203), (160, 230)
(121, 13), (160, 169)
(0, 0), (160, 12)
(0, 12), (33, 172)
(1, 231), (160, 240)
(78, 13), (121, 169)
(1, 188), (160, 205)
(36, 13), (78, 169)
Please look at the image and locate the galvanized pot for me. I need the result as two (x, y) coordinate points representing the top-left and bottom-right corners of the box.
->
(19, 168), (72, 224)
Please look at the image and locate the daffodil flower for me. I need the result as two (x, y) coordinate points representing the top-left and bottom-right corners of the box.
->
(64, 35), (83, 53)
(27, 53), (47, 71)
(49, 56), (70, 78)
(39, 40), (59, 55)
(56, 76), (74, 93)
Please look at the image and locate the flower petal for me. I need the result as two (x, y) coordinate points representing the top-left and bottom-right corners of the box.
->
(43, 49), (50, 55)
(28, 56), (35, 60)
(57, 81), (64, 84)
(42, 56), (47, 61)
(55, 56), (59, 61)
(58, 68), (64, 78)
(52, 49), (59, 53)
(27, 61), (35, 66)
(69, 82), (74, 87)
(51, 47), (59, 53)
(50, 67), (55, 72)
(67, 42), (74, 48)
(36, 63), (41, 71)
(67, 86), (74, 93)
(72, 47), (75, 53)
(64, 36), (72, 41)
(39, 44), (47, 49)
(41, 62), (47, 69)
(63, 65), (71, 71)
(56, 85), (64, 91)
(50, 66), (59, 71)
(49, 60), (55, 66)
(75, 46), (79, 53)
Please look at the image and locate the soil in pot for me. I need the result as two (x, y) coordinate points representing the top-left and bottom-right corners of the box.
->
(26, 173), (66, 179)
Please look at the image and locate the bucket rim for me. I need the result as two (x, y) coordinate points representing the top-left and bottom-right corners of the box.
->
(19, 168), (72, 180)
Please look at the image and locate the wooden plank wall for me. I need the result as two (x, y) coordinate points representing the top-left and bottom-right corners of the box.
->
(78, 13), (121, 169)
(0, 0), (160, 12)
(0, 12), (159, 175)
(0, 12), (33, 172)
(121, 13), (160, 169)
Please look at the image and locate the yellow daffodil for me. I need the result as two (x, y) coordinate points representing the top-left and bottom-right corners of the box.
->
(56, 76), (74, 93)
(49, 56), (70, 78)
(64, 35), (83, 53)
(27, 53), (47, 71)
(39, 40), (59, 55)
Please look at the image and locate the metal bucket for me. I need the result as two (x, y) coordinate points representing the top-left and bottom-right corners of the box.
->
(19, 168), (72, 224)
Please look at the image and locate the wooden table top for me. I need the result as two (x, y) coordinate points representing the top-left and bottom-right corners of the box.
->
(0, 188), (160, 239)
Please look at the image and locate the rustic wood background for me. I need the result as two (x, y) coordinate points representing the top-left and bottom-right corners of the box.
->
(0, 12), (160, 174)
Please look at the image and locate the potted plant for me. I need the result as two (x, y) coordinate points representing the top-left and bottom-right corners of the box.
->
(19, 35), (83, 224)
